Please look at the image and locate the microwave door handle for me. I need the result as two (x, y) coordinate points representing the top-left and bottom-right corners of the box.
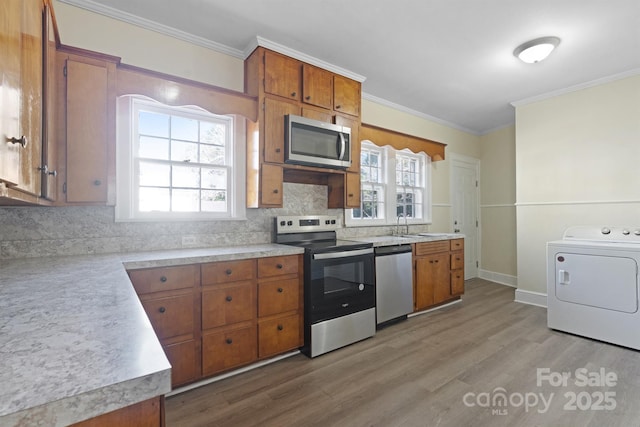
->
(337, 132), (346, 160)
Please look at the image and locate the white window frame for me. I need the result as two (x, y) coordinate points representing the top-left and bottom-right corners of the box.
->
(115, 95), (246, 222)
(345, 141), (431, 227)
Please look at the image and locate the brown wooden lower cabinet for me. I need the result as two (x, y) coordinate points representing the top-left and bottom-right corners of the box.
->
(163, 340), (199, 387)
(258, 313), (301, 358)
(413, 239), (465, 311)
(69, 397), (162, 427)
(201, 324), (257, 377)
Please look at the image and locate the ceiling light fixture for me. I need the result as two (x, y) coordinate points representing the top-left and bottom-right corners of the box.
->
(513, 36), (561, 64)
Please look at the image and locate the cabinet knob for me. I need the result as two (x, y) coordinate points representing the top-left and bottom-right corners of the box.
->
(273, 189), (279, 194)
(336, 105), (341, 109)
(38, 165), (57, 176)
(276, 263), (283, 269)
(429, 260), (434, 264)
(158, 306), (166, 313)
(277, 287), (284, 293)
(275, 148), (281, 153)
(225, 269), (232, 275)
(226, 338), (233, 344)
(290, 92), (296, 97)
(93, 180), (102, 186)
(305, 95), (311, 100)
(225, 295), (233, 302)
(160, 276), (167, 282)
(7, 135), (27, 148)
(348, 193), (354, 198)
(277, 324), (284, 331)
(434, 260), (439, 263)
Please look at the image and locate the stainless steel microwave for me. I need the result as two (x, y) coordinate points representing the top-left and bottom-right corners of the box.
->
(284, 114), (351, 169)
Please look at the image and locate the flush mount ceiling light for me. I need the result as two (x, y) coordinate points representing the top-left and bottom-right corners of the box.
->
(514, 36), (561, 64)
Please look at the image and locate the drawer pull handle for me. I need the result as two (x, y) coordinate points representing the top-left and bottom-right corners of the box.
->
(225, 269), (232, 275)
(226, 338), (233, 344)
(277, 287), (284, 293)
(277, 324), (283, 331)
(225, 296), (233, 302)
(276, 263), (283, 269)
(160, 276), (167, 283)
(158, 307), (166, 313)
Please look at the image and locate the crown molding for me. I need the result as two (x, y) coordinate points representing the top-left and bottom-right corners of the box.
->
(244, 36), (366, 83)
(511, 68), (640, 107)
(362, 92), (480, 136)
(57, 0), (245, 58)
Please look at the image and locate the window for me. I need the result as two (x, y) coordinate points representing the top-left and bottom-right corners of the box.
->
(346, 141), (430, 226)
(116, 96), (245, 221)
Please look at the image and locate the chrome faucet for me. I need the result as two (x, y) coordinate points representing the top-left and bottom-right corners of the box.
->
(396, 213), (409, 236)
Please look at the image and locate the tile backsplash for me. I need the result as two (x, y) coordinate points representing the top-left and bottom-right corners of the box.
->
(0, 183), (428, 259)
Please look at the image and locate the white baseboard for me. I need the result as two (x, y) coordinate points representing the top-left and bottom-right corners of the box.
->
(478, 269), (517, 287)
(514, 289), (548, 308)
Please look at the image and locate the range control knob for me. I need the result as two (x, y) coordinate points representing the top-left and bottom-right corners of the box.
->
(601, 227), (611, 235)
(635, 229), (640, 236)
(622, 229), (630, 235)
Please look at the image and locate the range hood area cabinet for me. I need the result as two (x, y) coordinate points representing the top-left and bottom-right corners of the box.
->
(244, 47), (362, 208)
(0, 0), (58, 205)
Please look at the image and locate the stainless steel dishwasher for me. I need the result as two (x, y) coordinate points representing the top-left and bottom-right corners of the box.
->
(375, 244), (414, 327)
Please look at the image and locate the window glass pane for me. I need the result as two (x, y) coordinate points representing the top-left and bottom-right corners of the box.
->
(172, 189), (200, 211)
(139, 136), (169, 160)
(370, 153), (379, 167)
(139, 111), (169, 138)
(202, 189), (226, 212)
(200, 144), (226, 165)
(361, 151), (369, 166)
(172, 165), (201, 188)
(202, 168), (227, 189)
(139, 161), (170, 187)
(171, 141), (199, 163)
(200, 121), (226, 146)
(171, 116), (198, 141)
(139, 187), (170, 212)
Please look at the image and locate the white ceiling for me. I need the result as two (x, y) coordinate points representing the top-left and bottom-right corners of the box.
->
(61, 0), (640, 135)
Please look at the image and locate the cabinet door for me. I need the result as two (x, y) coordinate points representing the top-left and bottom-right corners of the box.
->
(0, 0), (22, 187)
(336, 115), (360, 173)
(257, 255), (299, 278)
(345, 172), (361, 208)
(334, 75), (360, 117)
(202, 281), (255, 329)
(302, 64), (333, 110)
(451, 270), (464, 296)
(264, 50), (300, 101)
(164, 340), (199, 387)
(432, 253), (452, 304)
(260, 163), (283, 206)
(202, 325), (257, 376)
(258, 313), (301, 358)
(141, 294), (195, 341)
(258, 278), (299, 317)
(65, 59), (108, 203)
(41, 4), (57, 201)
(264, 97), (299, 163)
(302, 107), (333, 123)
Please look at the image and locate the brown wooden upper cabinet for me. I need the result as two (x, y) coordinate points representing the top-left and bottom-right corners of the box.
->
(302, 64), (333, 110)
(0, 0), (46, 203)
(334, 74), (361, 117)
(264, 50), (300, 101)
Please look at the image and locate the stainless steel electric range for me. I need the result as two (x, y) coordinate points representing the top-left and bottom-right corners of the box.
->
(275, 215), (376, 357)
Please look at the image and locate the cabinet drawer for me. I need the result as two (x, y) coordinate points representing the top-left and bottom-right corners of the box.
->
(201, 259), (255, 285)
(129, 265), (198, 295)
(202, 325), (257, 376)
(202, 281), (256, 330)
(451, 270), (465, 296)
(258, 255), (299, 278)
(451, 252), (464, 270)
(164, 339), (199, 387)
(414, 241), (450, 256)
(450, 239), (464, 251)
(141, 294), (194, 341)
(258, 313), (301, 358)
(258, 278), (299, 317)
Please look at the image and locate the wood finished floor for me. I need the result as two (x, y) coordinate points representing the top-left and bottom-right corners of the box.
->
(165, 279), (640, 427)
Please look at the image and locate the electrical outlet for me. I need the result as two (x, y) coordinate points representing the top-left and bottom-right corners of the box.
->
(182, 235), (197, 246)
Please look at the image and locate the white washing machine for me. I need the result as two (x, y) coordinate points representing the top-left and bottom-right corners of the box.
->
(547, 226), (640, 350)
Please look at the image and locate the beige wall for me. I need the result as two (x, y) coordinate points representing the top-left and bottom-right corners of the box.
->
(479, 126), (517, 280)
(52, 0), (244, 91)
(515, 74), (640, 295)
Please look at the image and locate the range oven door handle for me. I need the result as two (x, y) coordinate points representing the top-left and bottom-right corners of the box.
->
(313, 248), (373, 260)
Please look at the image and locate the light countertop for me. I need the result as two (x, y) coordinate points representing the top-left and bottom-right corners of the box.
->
(349, 233), (463, 247)
(0, 243), (304, 426)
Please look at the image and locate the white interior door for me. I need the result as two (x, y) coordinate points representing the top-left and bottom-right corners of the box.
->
(451, 155), (479, 279)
